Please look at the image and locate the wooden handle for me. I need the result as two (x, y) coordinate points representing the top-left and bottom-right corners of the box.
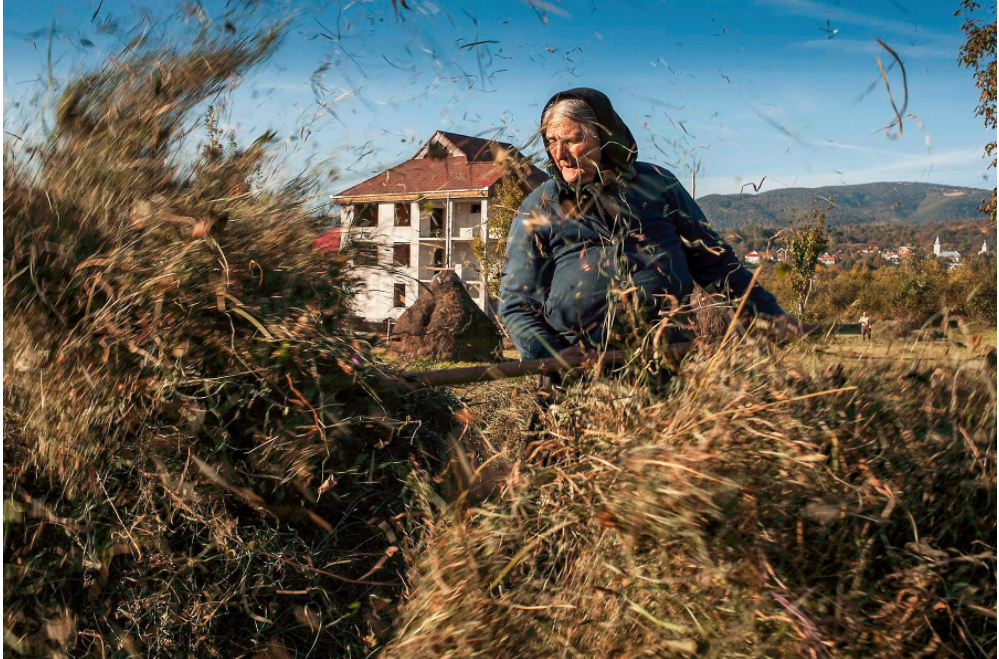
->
(400, 342), (693, 390)
(394, 322), (842, 390)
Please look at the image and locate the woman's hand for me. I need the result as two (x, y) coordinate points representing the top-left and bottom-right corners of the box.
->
(555, 345), (600, 365)
(769, 313), (803, 344)
(537, 346), (601, 403)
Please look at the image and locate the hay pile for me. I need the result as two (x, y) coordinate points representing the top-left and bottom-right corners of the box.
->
(390, 271), (503, 361)
(388, 339), (997, 657)
(3, 30), (454, 657)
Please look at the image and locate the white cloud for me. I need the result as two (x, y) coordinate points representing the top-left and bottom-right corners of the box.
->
(755, 0), (949, 39)
(796, 38), (954, 59)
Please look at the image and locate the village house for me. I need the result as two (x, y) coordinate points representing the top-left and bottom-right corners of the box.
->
(744, 250), (763, 264)
(817, 253), (838, 266)
(326, 131), (547, 322)
(880, 249), (900, 264)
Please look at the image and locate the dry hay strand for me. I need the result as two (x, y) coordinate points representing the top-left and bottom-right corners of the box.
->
(691, 288), (730, 338)
(388, 339), (997, 658)
(3, 27), (456, 658)
(389, 272), (503, 362)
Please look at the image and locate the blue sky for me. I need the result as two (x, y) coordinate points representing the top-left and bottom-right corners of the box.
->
(4, 0), (995, 198)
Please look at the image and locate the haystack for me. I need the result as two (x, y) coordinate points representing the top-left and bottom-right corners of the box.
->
(391, 270), (503, 361)
(3, 27), (455, 659)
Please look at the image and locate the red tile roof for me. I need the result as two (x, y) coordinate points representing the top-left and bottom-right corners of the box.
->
(434, 132), (514, 162)
(334, 131), (548, 200)
(312, 227), (341, 254)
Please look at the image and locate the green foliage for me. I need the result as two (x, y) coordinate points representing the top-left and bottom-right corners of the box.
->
(947, 253), (999, 322)
(472, 175), (526, 299)
(957, 0), (997, 222)
(875, 255), (949, 321)
(759, 254), (997, 326)
(201, 104), (226, 163)
(782, 203), (829, 318)
(196, 103), (265, 195)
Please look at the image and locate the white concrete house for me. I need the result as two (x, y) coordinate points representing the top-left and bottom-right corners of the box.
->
(330, 131), (547, 322)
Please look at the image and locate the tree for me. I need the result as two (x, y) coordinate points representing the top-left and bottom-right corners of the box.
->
(946, 253), (998, 323)
(194, 104), (266, 202)
(777, 203), (829, 318)
(201, 104), (226, 164)
(875, 255), (948, 322)
(472, 175), (526, 301)
(957, 1), (997, 222)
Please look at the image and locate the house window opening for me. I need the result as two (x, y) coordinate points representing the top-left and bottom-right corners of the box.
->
(470, 203), (481, 214)
(354, 241), (379, 266)
(393, 283), (407, 308)
(355, 204), (378, 228)
(432, 247), (445, 269)
(393, 244), (411, 267)
(394, 203), (411, 227)
(429, 208), (444, 236)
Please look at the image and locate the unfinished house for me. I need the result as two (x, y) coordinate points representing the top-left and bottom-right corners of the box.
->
(331, 131), (547, 322)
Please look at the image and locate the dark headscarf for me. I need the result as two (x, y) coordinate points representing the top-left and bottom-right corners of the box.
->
(540, 88), (638, 198)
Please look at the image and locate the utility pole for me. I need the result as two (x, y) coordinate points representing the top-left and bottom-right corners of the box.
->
(691, 170), (696, 199)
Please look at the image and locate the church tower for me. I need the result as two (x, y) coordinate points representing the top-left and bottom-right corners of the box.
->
(933, 235), (941, 256)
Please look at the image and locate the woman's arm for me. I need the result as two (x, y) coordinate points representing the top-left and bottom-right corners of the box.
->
(498, 192), (567, 360)
(662, 174), (784, 316)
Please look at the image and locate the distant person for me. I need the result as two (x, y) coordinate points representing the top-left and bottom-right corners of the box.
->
(499, 87), (798, 363)
(859, 312), (873, 341)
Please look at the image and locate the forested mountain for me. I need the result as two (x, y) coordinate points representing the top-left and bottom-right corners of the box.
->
(698, 181), (991, 230)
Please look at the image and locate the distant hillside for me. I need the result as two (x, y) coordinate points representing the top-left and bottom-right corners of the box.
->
(697, 182), (991, 230)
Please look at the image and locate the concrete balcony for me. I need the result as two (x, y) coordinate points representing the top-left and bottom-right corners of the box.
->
(453, 226), (480, 240)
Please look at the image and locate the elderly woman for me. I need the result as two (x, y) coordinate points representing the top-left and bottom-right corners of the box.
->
(499, 88), (797, 361)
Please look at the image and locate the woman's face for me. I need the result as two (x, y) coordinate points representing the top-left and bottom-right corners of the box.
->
(545, 116), (602, 185)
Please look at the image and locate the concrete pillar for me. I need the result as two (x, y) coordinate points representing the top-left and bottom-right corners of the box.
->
(445, 195), (454, 267)
(480, 197), (489, 245)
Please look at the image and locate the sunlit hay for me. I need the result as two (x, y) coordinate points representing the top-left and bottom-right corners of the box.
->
(388, 338), (997, 658)
(3, 28), (456, 657)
